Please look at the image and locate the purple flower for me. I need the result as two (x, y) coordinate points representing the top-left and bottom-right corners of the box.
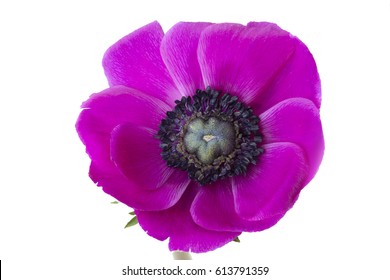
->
(76, 21), (324, 253)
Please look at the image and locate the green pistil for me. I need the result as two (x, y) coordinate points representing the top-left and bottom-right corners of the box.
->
(183, 117), (235, 164)
(157, 87), (263, 185)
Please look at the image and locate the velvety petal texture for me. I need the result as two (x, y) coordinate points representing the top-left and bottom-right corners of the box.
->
(89, 162), (189, 211)
(198, 22), (295, 105)
(191, 179), (285, 232)
(103, 21), (181, 106)
(161, 22), (212, 97)
(110, 123), (173, 189)
(136, 185), (239, 253)
(76, 21), (324, 254)
(76, 86), (189, 210)
(231, 142), (309, 220)
(248, 27), (322, 113)
(260, 98), (324, 184)
(76, 85), (170, 170)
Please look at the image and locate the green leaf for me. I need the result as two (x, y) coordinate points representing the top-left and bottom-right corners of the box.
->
(110, 201), (119, 204)
(233, 237), (240, 243)
(129, 211), (135, 215)
(124, 216), (138, 229)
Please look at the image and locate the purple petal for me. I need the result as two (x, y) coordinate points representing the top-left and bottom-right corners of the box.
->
(197, 22), (295, 106)
(191, 179), (285, 232)
(260, 98), (324, 184)
(110, 123), (173, 189)
(76, 86), (188, 210)
(90, 163), (189, 211)
(103, 21), (181, 105)
(160, 22), (213, 97)
(76, 86), (170, 170)
(136, 183), (239, 253)
(232, 142), (309, 221)
(248, 22), (321, 112)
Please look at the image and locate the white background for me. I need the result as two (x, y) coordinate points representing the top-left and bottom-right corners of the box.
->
(1, 0), (389, 279)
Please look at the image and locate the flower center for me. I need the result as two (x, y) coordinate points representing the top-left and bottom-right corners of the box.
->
(157, 87), (263, 185)
(183, 117), (235, 165)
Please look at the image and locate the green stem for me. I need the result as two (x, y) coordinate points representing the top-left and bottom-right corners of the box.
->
(172, 251), (192, 260)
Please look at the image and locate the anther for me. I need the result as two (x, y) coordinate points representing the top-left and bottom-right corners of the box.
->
(157, 87), (263, 185)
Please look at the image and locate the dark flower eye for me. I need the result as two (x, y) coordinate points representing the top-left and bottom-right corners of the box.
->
(76, 21), (324, 253)
(158, 87), (263, 185)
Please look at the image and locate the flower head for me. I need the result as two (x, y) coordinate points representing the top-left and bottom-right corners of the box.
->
(76, 21), (324, 253)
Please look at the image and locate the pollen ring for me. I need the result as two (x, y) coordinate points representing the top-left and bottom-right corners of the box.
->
(157, 87), (263, 185)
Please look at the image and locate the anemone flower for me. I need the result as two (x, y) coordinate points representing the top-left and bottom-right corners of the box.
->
(76, 21), (324, 254)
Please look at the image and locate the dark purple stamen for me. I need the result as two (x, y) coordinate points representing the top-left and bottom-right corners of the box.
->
(157, 87), (263, 185)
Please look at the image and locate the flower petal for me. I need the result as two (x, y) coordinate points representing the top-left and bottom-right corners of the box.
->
(197, 22), (295, 105)
(161, 22), (213, 96)
(232, 142), (309, 221)
(110, 123), (173, 189)
(136, 183), (239, 253)
(103, 21), (181, 105)
(248, 22), (321, 112)
(260, 98), (324, 184)
(191, 179), (285, 232)
(76, 85), (170, 170)
(76, 86), (188, 210)
(89, 163), (189, 211)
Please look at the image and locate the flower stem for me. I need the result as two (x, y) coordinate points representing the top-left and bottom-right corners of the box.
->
(172, 251), (192, 260)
